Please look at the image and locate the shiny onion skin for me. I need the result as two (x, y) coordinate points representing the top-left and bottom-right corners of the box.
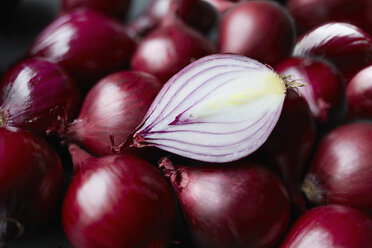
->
(131, 19), (215, 83)
(286, 0), (372, 36)
(275, 56), (346, 124)
(302, 122), (372, 215)
(130, 54), (289, 163)
(0, 58), (80, 137)
(280, 205), (372, 248)
(218, 1), (295, 66)
(293, 22), (372, 82)
(159, 158), (290, 248)
(68, 71), (162, 156)
(0, 127), (64, 244)
(62, 145), (175, 248)
(346, 65), (372, 120)
(61, 0), (132, 20)
(27, 9), (135, 91)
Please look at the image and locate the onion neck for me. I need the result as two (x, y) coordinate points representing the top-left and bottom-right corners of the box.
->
(301, 174), (323, 205)
(0, 111), (7, 127)
(68, 144), (94, 173)
(0, 217), (24, 245)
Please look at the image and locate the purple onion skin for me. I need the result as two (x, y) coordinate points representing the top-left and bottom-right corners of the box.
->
(0, 126), (64, 244)
(275, 57), (346, 124)
(62, 145), (176, 248)
(61, 0), (132, 20)
(27, 9), (136, 92)
(161, 159), (290, 248)
(302, 122), (372, 215)
(346, 65), (372, 120)
(258, 89), (316, 213)
(293, 22), (372, 82)
(218, 1), (295, 66)
(286, 0), (372, 36)
(68, 71), (162, 156)
(0, 58), (80, 138)
(131, 20), (216, 83)
(280, 205), (372, 248)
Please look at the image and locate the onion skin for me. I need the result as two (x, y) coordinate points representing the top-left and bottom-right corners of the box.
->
(160, 158), (290, 248)
(218, 1), (295, 66)
(275, 56), (346, 124)
(131, 19), (215, 83)
(62, 145), (176, 248)
(293, 22), (372, 82)
(302, 122), (372, 215)
(0, 126), (64, 244)
(68, 71), (162, 156)
(0, 58), (80, 137)
(27, 9), (136, 91)
(280, 205), (372, 248)
(346, 65), (372, 120)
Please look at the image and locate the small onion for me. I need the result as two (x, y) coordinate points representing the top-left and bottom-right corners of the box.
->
(129, 54), (292, 163)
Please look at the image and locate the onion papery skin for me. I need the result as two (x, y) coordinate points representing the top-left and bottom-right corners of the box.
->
(61, 0), (132, 20)
(280, 205), (372, 248)
(0, 58), (80, 137)
(258, 89), (316, 213)
(27, 9), (135, 92)
(160, 158), (290, 248)
(275, 56), (346, 124)
(302, 122), (372, 215)
(62, 145), (175, 248)
(131, 19), (216, 83)
(130, 54), (287, 163)
(0, 126), (64, 244)
(68, 71), (162, 156)
(286, 0), (372, 36)
(346, 65), (372, 120)
(293, 22), (372, 82)
(218, 1), (295, 66)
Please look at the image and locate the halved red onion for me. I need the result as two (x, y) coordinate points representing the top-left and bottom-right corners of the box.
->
(129, 54), (291, 163)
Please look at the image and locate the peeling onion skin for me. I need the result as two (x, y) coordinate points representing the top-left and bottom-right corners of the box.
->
(293, 22), (372, 82)
(0, 58), (80, 138)
(130, 54), (288, 163)
(218, 1), (296, 66)
(62, 145), (176, 248)
(275, 56), (346, 124)
(67, 71), (162, 156)
(302, 122), (372, 215)
(160, 158), (290, 248)
(280, 205), (372, 248)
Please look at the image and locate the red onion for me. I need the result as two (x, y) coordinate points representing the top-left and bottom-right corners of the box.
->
(62, 144), (175, 248)
(280, 205), (372, 248)
(159, 157), (290, 248)
(0, 126), (64, 245)
(275, 56), (346, 124)
(129, 54), (296, 163)
(286, 0), (372, 36)
(302, 122), (372, 215)
(0, 58), (80, 137)
(293, 22), (372, 82)
(218, 1), (295, 66)
(27, 9), (136, 91)
(346, 65), (372, 120)
(131, 18), (215, 83)
(60, 0), (132, 20)
(68, 71), (162, 156)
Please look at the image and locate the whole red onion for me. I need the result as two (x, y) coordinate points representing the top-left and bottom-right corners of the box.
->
(0, 126), (64, 245)
(218, 1), (295, 65)
(275, 56), (346, 124)
(62, 144), (176, 248)
(302, 122), (372, 215)
(68, 71), (162, 156)
(0, 58), (80, 137)
(159, 157), (290, 248)
(280, 205), (372, 248)
(27, 9), (135, 91)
